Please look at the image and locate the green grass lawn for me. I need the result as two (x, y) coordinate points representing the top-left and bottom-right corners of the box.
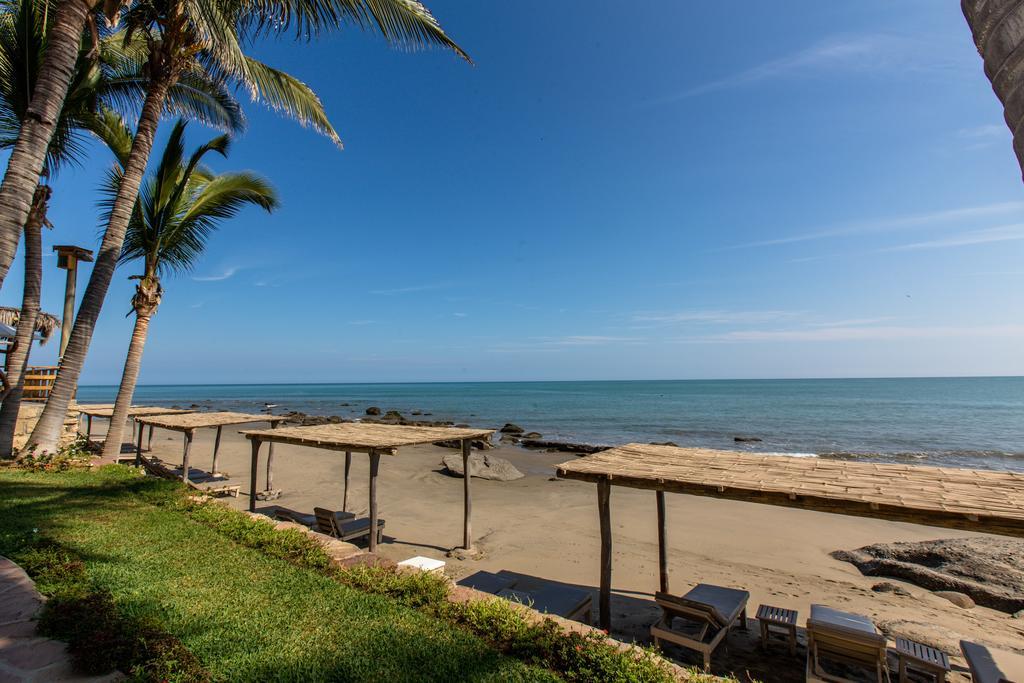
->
(0, 466), (560, 682)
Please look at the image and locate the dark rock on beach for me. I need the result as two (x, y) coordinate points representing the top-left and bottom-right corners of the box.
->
(382, 410), (404, 421)
(650, 441), (679, 447)
(523, 431), (542, 439)
(500, 423), (525, 434)
(733, 436), (762, 443)
(441, 453), (524, 481)
(365, 406), (381, 416)
(832, 537), (1024, 613)
(519, 439), (605, 455)
(871, 582), (911, 597)
(434, 438), (492, 450)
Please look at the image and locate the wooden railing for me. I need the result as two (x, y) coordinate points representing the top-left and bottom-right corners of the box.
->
(23, 366), (58, 401)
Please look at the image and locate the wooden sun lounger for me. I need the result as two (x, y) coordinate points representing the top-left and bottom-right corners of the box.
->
(651, 583), (749, 670)
(806, 605), (889, 683)
(961, 640), (1024, 683)
(138, 456), (239, 497)
(313, 507), (384, 545)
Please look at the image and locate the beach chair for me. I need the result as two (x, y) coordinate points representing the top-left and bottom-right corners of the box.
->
(498, 584), (592, 624)
(650, 583), (749, 670)
(960, 640), (1024, 683)
(806, 605), (890, 683)
(313, 507), (384, 545)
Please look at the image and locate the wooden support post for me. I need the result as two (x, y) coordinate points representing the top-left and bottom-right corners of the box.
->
(248, 439), (261, 512)
(147, 425), (154, 450)
(181, 430), (193, 484)
(598, 478), (612, 632)
(211, 425), (223, 475)
(265, 420), (278, 491)
(368, 451), (380, 553)
(86, 414), (92, 438)
(462, 438), (473, 550)
(656, 490), (669, 594)
(342, 451), (352, 512)
(134, 420), (144, 467)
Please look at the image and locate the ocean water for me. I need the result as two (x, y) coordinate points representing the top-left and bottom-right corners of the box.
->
(76, 377), (1024, 472)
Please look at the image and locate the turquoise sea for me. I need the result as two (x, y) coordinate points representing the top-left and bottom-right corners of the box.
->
(77, 377), (1024, 471)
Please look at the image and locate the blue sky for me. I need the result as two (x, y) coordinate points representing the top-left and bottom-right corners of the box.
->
(4, 0), (1024, 383)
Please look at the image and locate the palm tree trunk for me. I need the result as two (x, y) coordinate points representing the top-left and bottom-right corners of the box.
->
(101, 311), (151, 459)
(0, 0), (91, 292)
(962, 0), (1024, 180)
(27, 77), (172, 454)
(0, 185), (47, 458)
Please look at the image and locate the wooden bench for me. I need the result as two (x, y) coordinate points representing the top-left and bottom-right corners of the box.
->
(756, 604), (798, 655)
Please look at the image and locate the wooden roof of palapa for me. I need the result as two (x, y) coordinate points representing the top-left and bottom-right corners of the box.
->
(240, 422), (494, 455)
(135, 411), (287, 431)
(556, 443), (1024, 537)
(78, 406), (196, 418)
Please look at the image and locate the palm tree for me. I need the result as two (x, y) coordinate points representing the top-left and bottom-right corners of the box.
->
(28, 0), (468, 453)
(962, 0), (1024, 181)
(0, 0), (467, 297)
(0, 0), (245, 455)
(101, 119), (276, 457)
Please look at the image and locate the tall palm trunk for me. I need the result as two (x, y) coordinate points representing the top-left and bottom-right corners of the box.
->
(0, 185), (48, 457)
(0, 0), (91, 292)
(102, 274), (159, 458)
(962, 0), (1024, 181)
(28, 77), (173, 453)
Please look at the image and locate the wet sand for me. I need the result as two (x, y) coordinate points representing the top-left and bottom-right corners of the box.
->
(130, 423), (1024, 681)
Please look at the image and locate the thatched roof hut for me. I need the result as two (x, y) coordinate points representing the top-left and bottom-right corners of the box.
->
(0, 306), (61, 344)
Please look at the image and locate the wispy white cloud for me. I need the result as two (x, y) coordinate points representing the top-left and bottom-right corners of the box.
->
(958, 124), (1006, 139)
(882, 223), (1024, 251)
(453, 312), (468, 318)
(547, 335), (643, 346)
(193, 266), (239, 282)
(683, 324), (1024, 343)
(370, 283), (451, 295)
(648, 33), (942, 103)
(724, 201), (1024, 250)
(633, 309), (802, 325)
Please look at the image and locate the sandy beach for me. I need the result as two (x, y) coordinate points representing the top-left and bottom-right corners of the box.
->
(127, 423), (1024, 681)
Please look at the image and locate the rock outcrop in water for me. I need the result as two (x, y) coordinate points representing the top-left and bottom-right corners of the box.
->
(832, 537), (1024, 613)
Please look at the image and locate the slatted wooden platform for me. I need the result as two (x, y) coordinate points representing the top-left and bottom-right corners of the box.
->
(556, 443), (1024, 536)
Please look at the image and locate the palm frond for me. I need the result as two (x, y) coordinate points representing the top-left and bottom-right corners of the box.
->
(81, 105), (133, 166)
(238, 55), (340, 147)
(240, 0), (469, 62)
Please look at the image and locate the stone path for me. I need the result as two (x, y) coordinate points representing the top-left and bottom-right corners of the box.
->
(0, 556), (120, 682)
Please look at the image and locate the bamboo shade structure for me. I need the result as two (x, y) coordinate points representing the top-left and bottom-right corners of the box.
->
(134, 411), (286, 485)
(241, 422), (495, 553)
(136, 411), (287, 431)
(556, 443), (1024, 631)
(556, 444), (1024, 536)
(79, 406), (196, 418)
(240, 422), (494, 455)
